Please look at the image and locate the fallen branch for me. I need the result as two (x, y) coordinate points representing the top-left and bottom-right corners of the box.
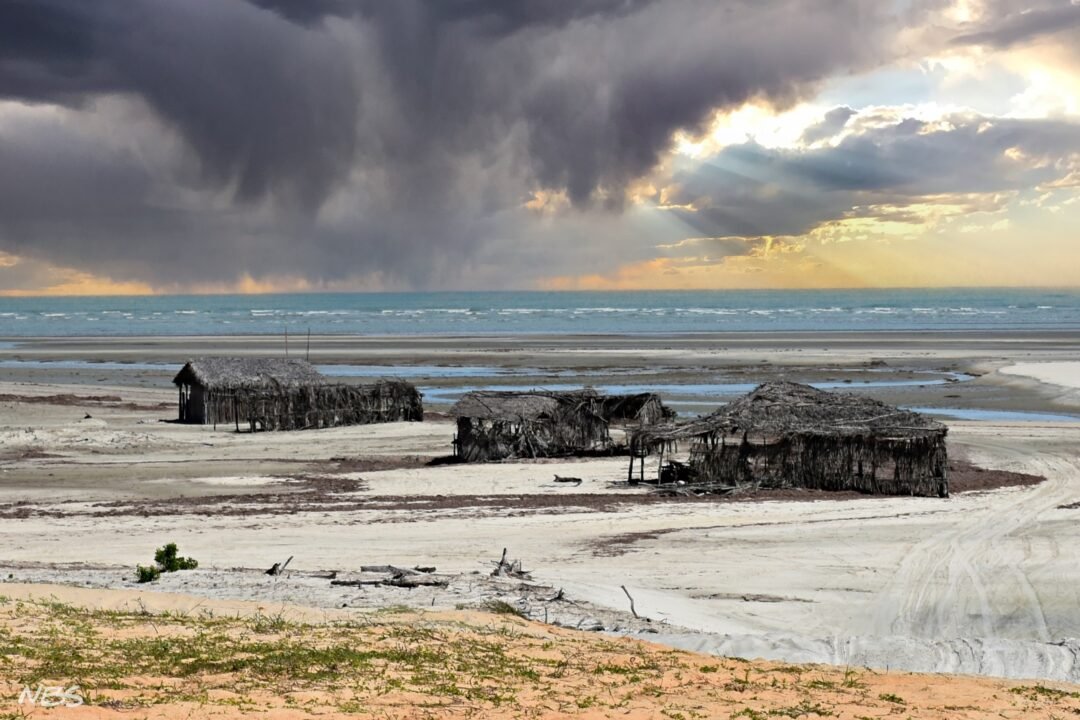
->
(330, 578), (385, 587)
(621, 585), (639, 619)
(360, 564), (435, 576)
(361, 564), (411, 574)
(331, 573), (449, 589)
(386, 574), (449, 588)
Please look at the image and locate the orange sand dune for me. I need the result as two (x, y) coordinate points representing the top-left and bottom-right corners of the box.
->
(1, 584), (1078, 719)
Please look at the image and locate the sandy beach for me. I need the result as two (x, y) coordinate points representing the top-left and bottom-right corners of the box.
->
(2, 331), (1080, 697)
(6, 0), (1080, 712)
(7, 585), (1080, 720)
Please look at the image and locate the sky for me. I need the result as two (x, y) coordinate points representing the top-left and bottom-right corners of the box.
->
(0, 0), (1078, 295)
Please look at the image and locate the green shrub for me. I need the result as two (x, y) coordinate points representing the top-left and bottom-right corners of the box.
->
(136, 565), (161, 584)
(154, 543), (199, 572)
(135, 543), (198, 582)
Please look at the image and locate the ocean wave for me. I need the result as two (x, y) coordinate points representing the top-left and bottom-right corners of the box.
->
(1, 290), (1077, 336)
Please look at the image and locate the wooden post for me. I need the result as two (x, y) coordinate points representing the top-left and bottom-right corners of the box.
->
(628, 454), (636, 485)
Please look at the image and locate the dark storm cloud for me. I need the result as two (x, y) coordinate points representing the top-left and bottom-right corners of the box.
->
(952, 1), (1080, 48)
(663, 112), (1080, 239)
(244, 0), (357, 25)
(0, 0), (358, 210)
(0, 0), (922, 288)
(249, 0), (658, 33)
(800, 106), (856, 144)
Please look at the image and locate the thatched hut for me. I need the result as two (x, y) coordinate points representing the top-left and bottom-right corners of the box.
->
(452, 390), (611, 461)
(231, 380), (423, 431)
(173, 358), (422, 430)
(630, 382), (948, 497)
(174, 358), (323, 425)
(598, 393), (675, 426)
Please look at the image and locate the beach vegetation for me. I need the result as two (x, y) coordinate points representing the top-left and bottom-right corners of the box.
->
(482, 599), (526, 617)
(2, 597), (1078, 718)
(135, 542), (198, 582)
(153, 542), (199, 572)
(135, 565), (161, 584)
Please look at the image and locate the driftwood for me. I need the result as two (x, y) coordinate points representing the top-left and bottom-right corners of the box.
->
(265, 555), (294, 576)
(491, 548), (531, 580)
(385, 574), (448, 588)
(621, 585), (639, 619)
(331, 579), (386, 587)
(554, 475), (583, 486)
(331, 564), (448, 589)
(360, 565), (437, 575)
(653, 483), (736, 497)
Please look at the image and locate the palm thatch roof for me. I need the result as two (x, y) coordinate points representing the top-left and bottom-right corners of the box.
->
(634, 381), (944, 450)
(599, 393), (675, 425)
(723, 381), (945, 436)
(452, 390), (599, 421)
(173, 357), (325, 391)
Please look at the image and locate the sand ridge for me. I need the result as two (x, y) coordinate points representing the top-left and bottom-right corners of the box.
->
(2, 585), (1079, 719)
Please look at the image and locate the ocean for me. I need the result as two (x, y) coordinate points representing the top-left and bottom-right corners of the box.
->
(1, 288), (1078, 336)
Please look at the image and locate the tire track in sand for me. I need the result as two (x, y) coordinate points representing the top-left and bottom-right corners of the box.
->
(866, 434), (1076, 643)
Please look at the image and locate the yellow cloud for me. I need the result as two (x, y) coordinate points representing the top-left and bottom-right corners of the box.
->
(0, 252), (399, 297)
(0, 271), (155, 297)
(539, 196), (1080, 291)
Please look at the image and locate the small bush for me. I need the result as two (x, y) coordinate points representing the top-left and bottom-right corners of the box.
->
(136, 565), (161, 584)
(483, 600), (525, 618)
(135, 543), (198, 583)
(154, 543), (199, 572)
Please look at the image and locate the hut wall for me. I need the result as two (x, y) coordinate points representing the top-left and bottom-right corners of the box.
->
(456, 411), (611, 462)
(599, 394), (672, 426)
(178, 385), (207, 424)
(196, 382), (422, 431)
(688, 431), (948, 497)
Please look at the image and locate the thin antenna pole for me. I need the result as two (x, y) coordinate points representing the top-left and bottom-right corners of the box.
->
(306, 327), (311, 361)
(285, 324), (289, 357)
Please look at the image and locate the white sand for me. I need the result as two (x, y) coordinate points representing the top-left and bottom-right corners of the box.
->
(4, 378), (1080, 682)
(1002, 361), (1080, 390)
